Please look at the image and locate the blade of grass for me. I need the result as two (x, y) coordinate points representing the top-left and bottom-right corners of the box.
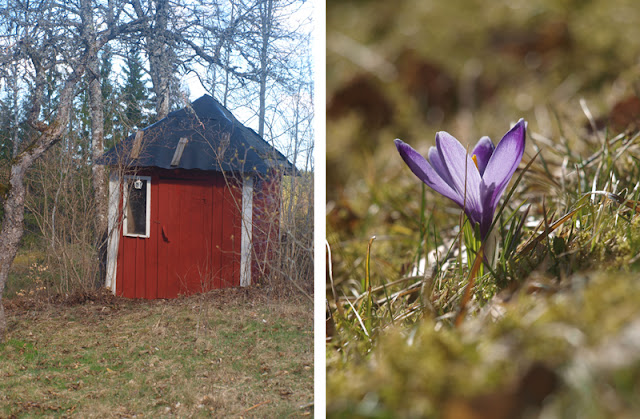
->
(518, 203), (587, 256)
(486, 150), (541, 240)
(362, 236), (376, 333)
(343, 293), (370, 339)
(587, 191), (640, 214)
(326, 240), (344, 318)
(379, 280), (396, 326)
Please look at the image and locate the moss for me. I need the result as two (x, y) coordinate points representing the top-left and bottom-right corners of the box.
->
(328, 273), (640, 416)
(0, 182), (9, 199)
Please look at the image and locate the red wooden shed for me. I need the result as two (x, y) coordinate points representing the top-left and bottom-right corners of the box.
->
(99, 95), (294, 298)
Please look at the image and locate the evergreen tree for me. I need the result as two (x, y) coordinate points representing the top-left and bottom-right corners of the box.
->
(121, 46), (151, 132)
(77, 79), (91, 146)
(41, 67), (62, 121)
(0, 93), (17, 161)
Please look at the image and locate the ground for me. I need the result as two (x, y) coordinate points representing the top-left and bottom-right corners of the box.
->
(0, 287), (313, 418)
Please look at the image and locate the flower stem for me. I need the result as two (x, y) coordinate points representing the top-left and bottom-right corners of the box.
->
(455, 243), (484, 327)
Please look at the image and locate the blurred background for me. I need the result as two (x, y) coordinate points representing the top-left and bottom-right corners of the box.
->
(327, 0), (640, 287)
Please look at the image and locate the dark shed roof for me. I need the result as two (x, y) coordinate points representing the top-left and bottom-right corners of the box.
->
(98, 94), (295, 174)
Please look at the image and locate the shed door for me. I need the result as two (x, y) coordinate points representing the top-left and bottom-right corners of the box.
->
(157, 178), (214, 297)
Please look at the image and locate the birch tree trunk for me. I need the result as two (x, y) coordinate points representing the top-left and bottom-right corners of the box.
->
(0, 68), (85, 340)
(132, 0), (172, 120)
(257, 0), (273, 138)
(89, 68), (108, 234)
(9, 64), (21, 159)
(83, 0), (109, 284)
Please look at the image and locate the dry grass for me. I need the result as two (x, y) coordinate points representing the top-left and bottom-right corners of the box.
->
(0, 287), (313, 418)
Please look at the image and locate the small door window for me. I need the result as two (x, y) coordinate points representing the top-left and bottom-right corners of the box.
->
(123, 175), (151, 238)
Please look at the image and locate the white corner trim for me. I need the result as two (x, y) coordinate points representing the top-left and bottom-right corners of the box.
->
(106, 172), (121, 294)
(240, 176), (254, 287)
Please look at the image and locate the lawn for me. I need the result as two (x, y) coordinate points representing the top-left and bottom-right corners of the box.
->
(0, 288), (313, 418)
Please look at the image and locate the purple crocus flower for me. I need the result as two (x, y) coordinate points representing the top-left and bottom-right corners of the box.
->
(395, 119), (526, 239)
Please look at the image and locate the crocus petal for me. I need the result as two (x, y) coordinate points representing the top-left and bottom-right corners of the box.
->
(471, 136), (494, 176)
(479, 181), (497, 239)
(435, 131), (483, 219)
(394, 139), (462, 206)
(428, 146), (455, 188)
(482, 119), (526, 209)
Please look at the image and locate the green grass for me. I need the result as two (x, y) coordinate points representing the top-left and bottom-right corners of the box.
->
(0, 289), (313, 418)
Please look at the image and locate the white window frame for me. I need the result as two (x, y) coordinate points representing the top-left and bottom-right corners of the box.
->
(123, 175), (151, 238)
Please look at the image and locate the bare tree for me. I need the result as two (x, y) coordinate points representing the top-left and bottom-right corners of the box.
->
(5, 63), (22, 159)
(0, 0), (145, 340)
(236, 0), (307, 139)
(127, 0), (285, 120)
(255, 0), (274, 138)
(129, 0), (181, 120)
(81, 0), (109, 238)
(198, 1), (245, 106)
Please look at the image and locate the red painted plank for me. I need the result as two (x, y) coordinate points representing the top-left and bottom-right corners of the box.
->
(145, 174), (159, 299)
(174, 179), (215, 295)
(189, 181), (210, 293)
(212, 175), (224, 289)
(180, 182), (194, 294)
(202, 179), (214, 291)
(186, 182), (200, 294)
(166, 180), (181, 298)
(122, 237), (136, 298)
(177, 181), (190, 295)
(156, 178), (169, 299)
(134, 237), (146, 299)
